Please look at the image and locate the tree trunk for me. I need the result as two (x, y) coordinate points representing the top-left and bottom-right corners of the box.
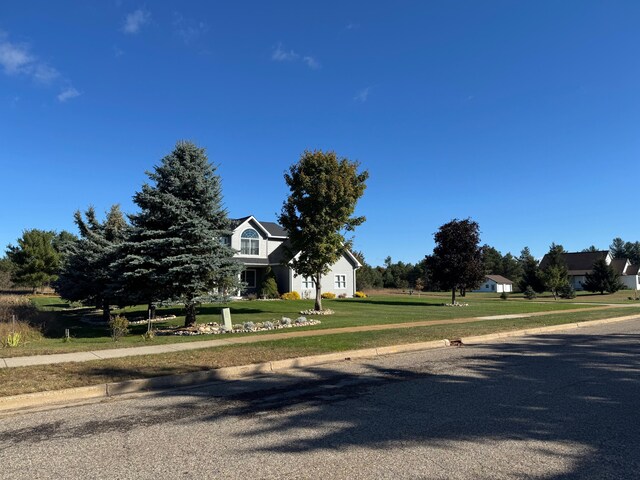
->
(148, 303), (156, 319)
(451, 287), (456, 305)
(314, 272), (322, 311)
(184, 303), (197, 327)
(102, 299), (111, 323)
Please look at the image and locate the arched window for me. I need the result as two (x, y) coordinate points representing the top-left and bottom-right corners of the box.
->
(241, 229), (259, 255)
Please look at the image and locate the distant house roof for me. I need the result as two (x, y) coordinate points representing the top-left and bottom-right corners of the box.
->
(486, 274), (513, 285)
(610, 258), (629, 275)
(539, 251), (609, 275)
(627, 264), (640, 275)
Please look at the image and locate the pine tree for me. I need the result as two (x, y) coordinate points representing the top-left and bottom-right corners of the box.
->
(583, 258), (623, 294)
(56, 205), (129, 321)
(541, 243), (569, 300)
(122, 141), (241, 327)
(6, 229), (61, 293)
(518, 247), (544, 293)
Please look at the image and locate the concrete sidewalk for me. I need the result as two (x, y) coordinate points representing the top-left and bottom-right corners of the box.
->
(0, 304), (630, 369)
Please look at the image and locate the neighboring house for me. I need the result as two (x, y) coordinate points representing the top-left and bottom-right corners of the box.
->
(539, 250), (640, 291)
(474, 275), (513, 293)
(228, 216), (361, 298)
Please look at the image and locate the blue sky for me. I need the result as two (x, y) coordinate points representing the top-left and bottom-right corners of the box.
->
(1, 1), (639, 266)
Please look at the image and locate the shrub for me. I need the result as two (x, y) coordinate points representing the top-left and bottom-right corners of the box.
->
(523, 286), (537, 300)
(500, 292), (509, 300)
(263, 321), (274, 330)
(354, 291), (367, 298)
(109, 314), (129, 342)
(281, 291), (301, 300)
(243, 321), (256, 331)
(259, 267), (280, 299)
(295, 316), (308, 325)
(321, 292), (336, 299)
(280, 317), (292, 326)
(558, 284), (576, 299)
(0, 319), (42, 348)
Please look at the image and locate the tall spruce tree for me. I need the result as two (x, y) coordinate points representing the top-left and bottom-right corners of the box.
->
(123, 141), (241, 327)
(278, 150), (368, 311)
(518, 247), (544, 293)
(56, 205), (129, 321)
(583, 258), (623, 294)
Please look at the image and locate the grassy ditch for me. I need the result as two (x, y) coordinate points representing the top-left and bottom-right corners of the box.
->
(1, 306), (639, 397)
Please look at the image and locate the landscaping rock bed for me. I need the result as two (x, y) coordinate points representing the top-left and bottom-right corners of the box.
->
(155, 316), (321, 336)
(299, 309), (335, 315)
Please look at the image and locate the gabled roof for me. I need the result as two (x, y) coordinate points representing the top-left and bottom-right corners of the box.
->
(610, 258), (630, 275)
(539, 251), (609, 275)
(627, 264), (640, 275)
(486, 274), (513, 285)
(231, 216), (287, 238)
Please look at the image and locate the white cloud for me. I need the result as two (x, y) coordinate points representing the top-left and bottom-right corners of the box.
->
(173, 13), (207, 44)
(354, 87), (371, 103)
(302, 56), (320, 69)
(0, 31), (77, 101)
(272, 43), (299, 62)
(123, 9), (151, 34)
(272, 43), (320, 69)
(0, 40), (33, 74)
(57, 87), (81, 103)
(0, 33), (60, 84)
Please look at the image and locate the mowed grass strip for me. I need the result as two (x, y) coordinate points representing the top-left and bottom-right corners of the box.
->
(4, 295), (609, 357)
(2, 307), (639, 397)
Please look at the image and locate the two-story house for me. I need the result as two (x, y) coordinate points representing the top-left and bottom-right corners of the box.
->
(228, 216), (361, 298)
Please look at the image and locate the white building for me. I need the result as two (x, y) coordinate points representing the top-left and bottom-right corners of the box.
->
(474, 275), (514, 293)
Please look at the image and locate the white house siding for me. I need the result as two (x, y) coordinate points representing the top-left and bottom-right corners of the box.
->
(570, 276), (587, 290)
(621, 275), (640, 290)
(474, 279), (512, 293)
(230, 219), (268, 257)
(290, 254), (357, 297)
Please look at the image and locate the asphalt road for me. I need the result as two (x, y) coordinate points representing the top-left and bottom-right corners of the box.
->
(2, 319), (640, 479)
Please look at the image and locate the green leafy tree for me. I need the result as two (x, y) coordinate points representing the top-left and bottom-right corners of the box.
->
(582, 245), (599, 253)
(278, 150), (368, 311)
(624, 241), (640, 266)
(518, 247), (544, 293)
(583, 258), (623, 294)
(56, 205), (129, 321)
(6, 229), (60, 293)
(481, 245), (503, 274)
(426, 218), (485, 304)
(541, 243), (569, 300)
(122, 141), (241, 327)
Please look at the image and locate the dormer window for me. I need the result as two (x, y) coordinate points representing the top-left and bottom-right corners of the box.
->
(241, 229), (259, 255)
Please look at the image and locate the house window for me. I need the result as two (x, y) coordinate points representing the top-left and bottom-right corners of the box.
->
(241, 269), (256, 288)
(240, 229), (259, 255)
(335, 275), (346, 289)
(302, 277), (315, 289)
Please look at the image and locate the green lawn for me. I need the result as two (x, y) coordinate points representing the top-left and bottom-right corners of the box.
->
(2, 293), (629, 357)
(2, 305), (640, 397)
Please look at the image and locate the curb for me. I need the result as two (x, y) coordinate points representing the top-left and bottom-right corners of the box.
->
(1, 314), (638, 414)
